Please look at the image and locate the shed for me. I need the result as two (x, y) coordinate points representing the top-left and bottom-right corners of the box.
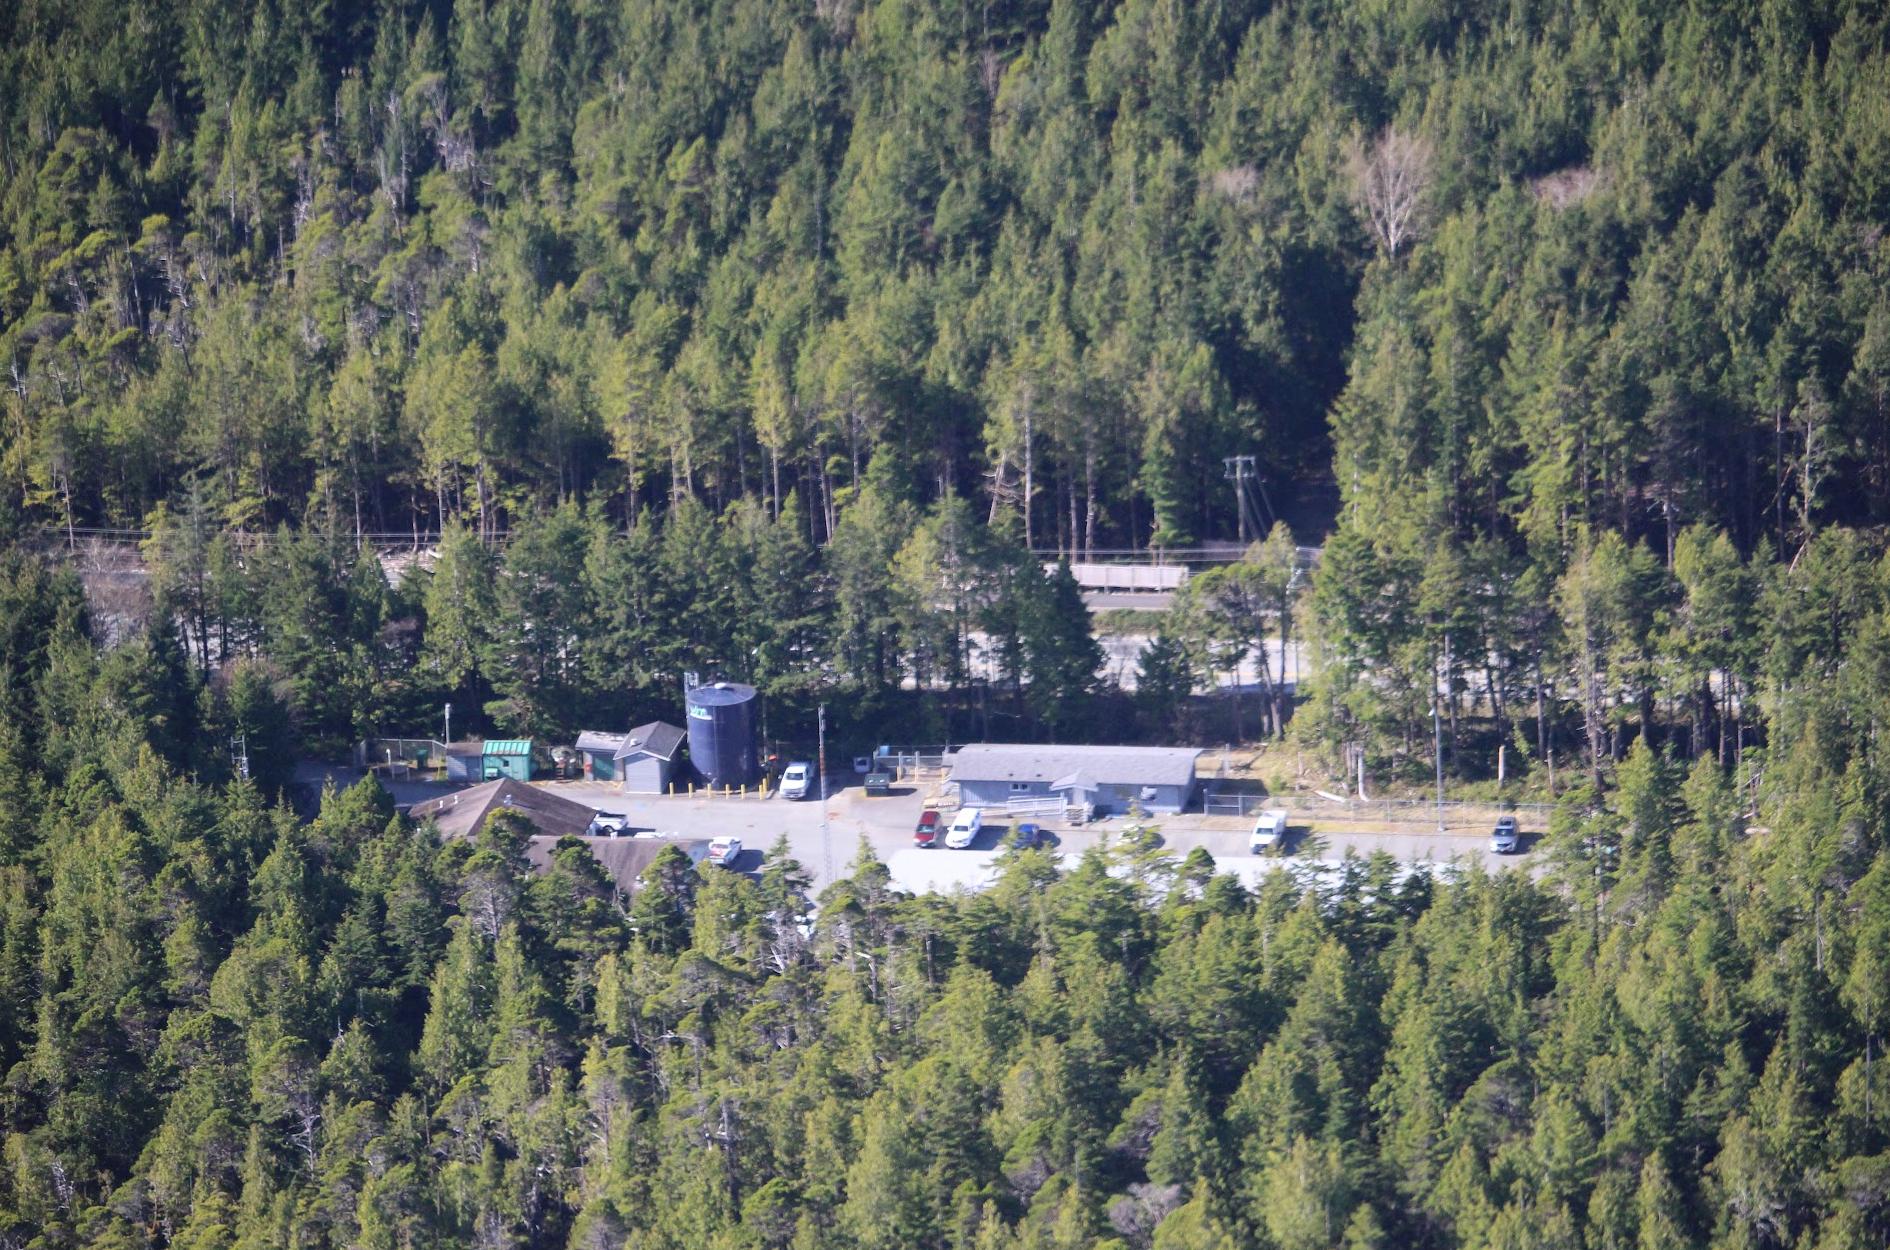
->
(615, 720), (686, 793)
(948, 744), (1203, 815)
(574, 731), (627, 782)
(442, 740), (486, 783)
(479, 739), (534, 781)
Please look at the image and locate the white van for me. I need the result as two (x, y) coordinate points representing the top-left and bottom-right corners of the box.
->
(947, 808), (984, 849)
(780, 761), (813, 800)
(1250, 810), (1288, 853)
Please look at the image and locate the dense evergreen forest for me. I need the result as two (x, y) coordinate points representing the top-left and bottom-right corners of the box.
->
(6, 1), (1890, 1247)
(6, 0), (1890, 771)
(2, 552), (1890, 1250)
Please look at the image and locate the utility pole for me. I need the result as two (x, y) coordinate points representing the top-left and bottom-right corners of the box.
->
(1432, 634), (1448, 832)
(1223, 455), (1272, 544)
(817, 703), (832, 886)
(444, 701), (452, 747)
(231, 734), (250, 783)
(1224, 455), (1254, 543)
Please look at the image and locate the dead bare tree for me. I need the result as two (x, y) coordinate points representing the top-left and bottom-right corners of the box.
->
(1346, 126), (1434, 259)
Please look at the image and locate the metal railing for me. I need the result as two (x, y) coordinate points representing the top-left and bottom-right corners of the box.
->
(1052, 561), (1191, 593)
(1003, 795), (1070, 818)
(36, 527), (1322, 567)
(1202, 788), (1554, 824)
(1030, 544), (1323, 567)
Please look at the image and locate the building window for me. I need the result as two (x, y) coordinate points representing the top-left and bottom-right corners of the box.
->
(1010, 781), (1032, 792)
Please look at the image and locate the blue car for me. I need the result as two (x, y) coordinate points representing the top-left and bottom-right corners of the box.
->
(1012, 822), (1043, 850)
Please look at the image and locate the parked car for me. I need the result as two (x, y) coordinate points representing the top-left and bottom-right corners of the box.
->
(1250, 809), (1288, 853)
(914, 810), (943, 848)
(1011, 821), (1043, 850)
(852, 755), (874, 775)
(780, 761), (813, 800)
(863, 769), (893, 796)
(707, 836), (742, 868)
(946, 808), (984, 849)
(1491, 816), (1520, 854)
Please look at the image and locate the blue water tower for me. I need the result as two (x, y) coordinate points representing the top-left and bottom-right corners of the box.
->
(685, 681), (758, 789)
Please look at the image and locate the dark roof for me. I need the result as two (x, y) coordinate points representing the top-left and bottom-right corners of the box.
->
(525, 834), (710, 889)
(408, 780), (598, 840)
(685, 681), (755, 707)
(444, 740), (485, 758)
(949, 744), (1202, 790)
(616, 720), (685, 761)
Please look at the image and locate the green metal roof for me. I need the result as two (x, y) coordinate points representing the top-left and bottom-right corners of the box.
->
(481, 739), (532, 755)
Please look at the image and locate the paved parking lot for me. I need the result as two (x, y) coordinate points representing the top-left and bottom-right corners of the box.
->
(299, 764), (1540, 896)
(529, 778), (1539, 896)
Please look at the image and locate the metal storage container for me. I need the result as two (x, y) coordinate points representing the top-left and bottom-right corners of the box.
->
(685, 682), (758, 789)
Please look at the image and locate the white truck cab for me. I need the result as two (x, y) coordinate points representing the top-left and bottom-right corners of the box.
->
(1250, 809), (1288, 853)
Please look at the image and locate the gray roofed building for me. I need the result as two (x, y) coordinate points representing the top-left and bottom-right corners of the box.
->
(617, 721), (685, 761)
(407, 781), (710, 892)
(573, 731), (628, 782)
(574, 730), (627, 755)
(571, 721), (685, 788)
(407, 779), (600, 841)
(614, 720), (686, 793)
(525, 834), (711, 890)
(441, 739), (484, 782)
(948, 743), (1203, 815)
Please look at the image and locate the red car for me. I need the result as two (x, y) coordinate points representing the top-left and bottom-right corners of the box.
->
(914, 810), (943, 848)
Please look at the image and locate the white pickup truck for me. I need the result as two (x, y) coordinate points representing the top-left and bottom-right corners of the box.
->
(1250, 809), (1289, 854)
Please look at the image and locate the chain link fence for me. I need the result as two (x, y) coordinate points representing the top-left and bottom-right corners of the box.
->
(1202, 785), (1554, 825)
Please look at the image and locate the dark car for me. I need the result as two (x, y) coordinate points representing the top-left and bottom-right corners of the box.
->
(1011, 821), (1043, 850)
(915, 810), (943, 848)
(863, 769), (894, 796)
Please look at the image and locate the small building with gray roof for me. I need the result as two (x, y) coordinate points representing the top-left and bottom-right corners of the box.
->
(947, 743), (1203, 816)
(573, 721), (685, 792)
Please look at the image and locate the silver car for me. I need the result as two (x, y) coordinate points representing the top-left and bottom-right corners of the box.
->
(1491, 816), (1520, 854)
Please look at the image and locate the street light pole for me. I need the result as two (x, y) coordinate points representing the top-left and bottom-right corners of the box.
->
(444, 702), (452, 749)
